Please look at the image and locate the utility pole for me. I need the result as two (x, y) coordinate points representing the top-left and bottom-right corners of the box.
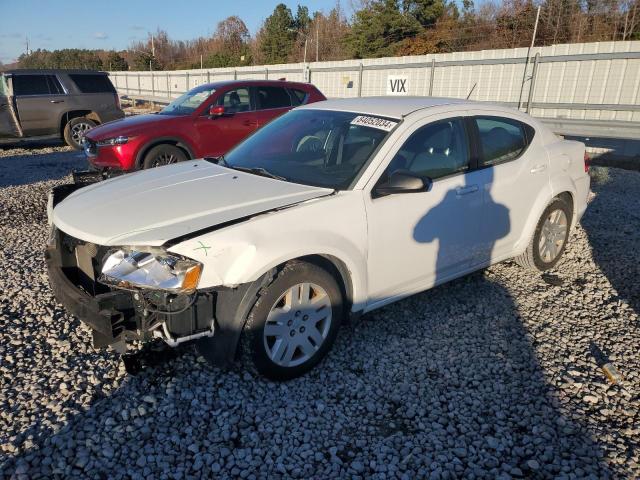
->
(200, 54), (203, 70)
(517, 6), (541, 110)
(25, 36), (30, 56)
(315, 22), (319, 62)
(303, 37), (307, 64)
(151, 34), (155, 58)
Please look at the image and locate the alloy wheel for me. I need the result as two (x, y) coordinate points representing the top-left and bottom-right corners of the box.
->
(152, 152), (179, 167)
(538, 209), (568, 263)
(71, 122), (93, 144)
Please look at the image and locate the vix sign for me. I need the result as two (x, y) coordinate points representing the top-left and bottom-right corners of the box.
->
(386, 75), (409, 95)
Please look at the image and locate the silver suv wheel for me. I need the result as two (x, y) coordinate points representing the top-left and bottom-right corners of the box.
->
(70, 121), (93, 144)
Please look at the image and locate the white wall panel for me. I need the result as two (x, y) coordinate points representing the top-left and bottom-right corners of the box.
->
(109, 40), (640, 123)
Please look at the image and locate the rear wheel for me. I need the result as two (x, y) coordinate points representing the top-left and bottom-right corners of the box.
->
(142, 144), (187, 169)
(515, 197), (572, 271)
(243, 261), (343, 380)
(63, 117), (96, 149)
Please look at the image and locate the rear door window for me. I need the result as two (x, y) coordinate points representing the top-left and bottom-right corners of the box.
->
(474, 116), (532, 166)
(46, 75), (65, 94)
(255, 86), (291, 110)
(69, 74), (116, 93)
(13, 75), (51, 96)
(386, 118), (470, 180)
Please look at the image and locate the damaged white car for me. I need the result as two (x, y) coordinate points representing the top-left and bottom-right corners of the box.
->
(46, 97), (590, 380)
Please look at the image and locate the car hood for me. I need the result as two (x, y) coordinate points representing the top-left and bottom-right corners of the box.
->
(53, 160), (333, 247)
(85, 113), (177, 140)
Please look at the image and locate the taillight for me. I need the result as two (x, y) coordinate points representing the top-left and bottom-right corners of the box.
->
(115, 93), (121, 110)
(584, 151), (590, 172)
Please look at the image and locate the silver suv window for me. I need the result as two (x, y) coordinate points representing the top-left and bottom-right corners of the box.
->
(12, 74), (64, 96)
(69, 74), (115, 94)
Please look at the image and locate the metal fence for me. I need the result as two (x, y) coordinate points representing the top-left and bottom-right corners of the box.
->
(109, 40), (640, 139)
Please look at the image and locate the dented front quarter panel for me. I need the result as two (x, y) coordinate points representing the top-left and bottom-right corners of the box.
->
(167, 191), (370, 311)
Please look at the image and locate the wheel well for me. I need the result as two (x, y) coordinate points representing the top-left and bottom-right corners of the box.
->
(295, 254), (354, 315)
(137, 140), (193, 168)
(59, 111), (100, 136)
(556, 191), (574, 219)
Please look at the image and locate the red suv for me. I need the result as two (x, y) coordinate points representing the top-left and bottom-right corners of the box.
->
(83, 80), (326, 171)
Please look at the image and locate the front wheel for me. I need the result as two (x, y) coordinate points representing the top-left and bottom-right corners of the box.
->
(243, 261), (343, 380)
(63, 117), (96, 149)
(515, 197), (572, 271)
(142, 144), (187, 169)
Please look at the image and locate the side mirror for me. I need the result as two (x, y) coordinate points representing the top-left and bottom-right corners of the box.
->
(374, 170), (432, 197)
(209, 105), (226, 117)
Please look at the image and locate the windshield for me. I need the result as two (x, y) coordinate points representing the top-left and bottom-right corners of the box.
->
(223, 109), (397, 189)
(159, 85), (215, 116)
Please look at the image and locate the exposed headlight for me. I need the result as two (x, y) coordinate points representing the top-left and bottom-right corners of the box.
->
(99, 249), (202, 294)
(97, 136), (129, 146)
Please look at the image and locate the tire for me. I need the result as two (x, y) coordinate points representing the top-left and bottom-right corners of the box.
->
(243, 261), (343, 381)
(63, 117), (96, 149)
(142, 144), (187, 169)
(515, 197), (572, 271)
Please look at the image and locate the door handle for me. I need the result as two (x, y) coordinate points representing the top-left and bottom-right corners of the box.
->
(530, 164), (547, 173)
(50, 100), (64, 104)
(242, 119), (257, 126)
(455, 185), (478, 196)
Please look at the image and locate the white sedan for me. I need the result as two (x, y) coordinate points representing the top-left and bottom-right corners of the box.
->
(47, 97), (590, 379)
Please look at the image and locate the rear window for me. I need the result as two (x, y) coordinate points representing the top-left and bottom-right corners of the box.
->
(69, 74), (116, 94)
(289, 88), (308, 106)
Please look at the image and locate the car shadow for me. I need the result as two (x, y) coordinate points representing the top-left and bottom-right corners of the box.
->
(581, 168), (640, 317)
(0, 147), (87, 187)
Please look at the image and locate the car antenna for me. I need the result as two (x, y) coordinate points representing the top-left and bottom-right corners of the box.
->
(466, 83), (477, 100)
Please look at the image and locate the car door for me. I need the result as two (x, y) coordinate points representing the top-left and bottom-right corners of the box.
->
(364, 114), (488, 305)
(13, 74), (67, 136)
(470, 113), (545, 261)
(251, 86), (293, 127)
(0, 75), (21, 138)
(193, 87), (255, 157)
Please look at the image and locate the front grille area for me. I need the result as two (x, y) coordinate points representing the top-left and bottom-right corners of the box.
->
(58, 230), (109, 297)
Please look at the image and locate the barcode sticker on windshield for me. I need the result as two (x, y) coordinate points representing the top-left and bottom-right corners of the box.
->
(350, 116), (398, 132)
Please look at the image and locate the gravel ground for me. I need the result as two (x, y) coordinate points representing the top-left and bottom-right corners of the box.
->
(0, 144), (638, 479)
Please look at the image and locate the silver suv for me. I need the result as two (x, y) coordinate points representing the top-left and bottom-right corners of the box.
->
(0, 70), (124, 149)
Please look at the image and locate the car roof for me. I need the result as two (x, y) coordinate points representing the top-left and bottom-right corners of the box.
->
(200, 79), (314, 90)
(194, 80), (315, 89)
(4, 69), (109, 75)
(297, 96), (480, 119)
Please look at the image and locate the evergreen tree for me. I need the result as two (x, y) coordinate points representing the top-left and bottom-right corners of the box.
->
(295, 5), (311, 30)
(345, 0), (420, 58)
(131, 52), (161, 71)
(403, 0), (447, 27)
(259, 3), (296, 64)
(106, 51), (128, 71)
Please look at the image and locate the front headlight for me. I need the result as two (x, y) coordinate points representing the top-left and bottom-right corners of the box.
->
(99, 248), (202, 294)
(97, 135), (129, 146)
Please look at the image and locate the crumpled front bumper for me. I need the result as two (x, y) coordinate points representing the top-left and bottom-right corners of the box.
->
(45, 240), (135, 348)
